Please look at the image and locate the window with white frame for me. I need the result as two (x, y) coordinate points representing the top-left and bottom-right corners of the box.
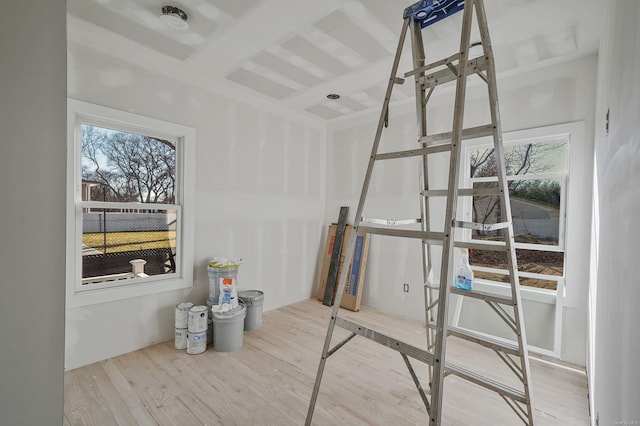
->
(464, 136), (568, 291)
(67, 100), (194, 305)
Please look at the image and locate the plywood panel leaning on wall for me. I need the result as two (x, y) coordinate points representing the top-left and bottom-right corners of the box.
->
(316, 224), (370, 311)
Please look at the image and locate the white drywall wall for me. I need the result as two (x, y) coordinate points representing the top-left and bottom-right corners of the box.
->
(0, 1), (67, 424)
(592, 1), (640, 424)
(65, 43), (327, 369)
(327, 55), (596, 366)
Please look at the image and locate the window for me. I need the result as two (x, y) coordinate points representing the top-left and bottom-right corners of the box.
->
(463, 135), (568, 292)
(67, 100), (194, 306)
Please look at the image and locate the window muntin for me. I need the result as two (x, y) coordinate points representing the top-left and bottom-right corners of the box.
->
(465, 137), (568, 290)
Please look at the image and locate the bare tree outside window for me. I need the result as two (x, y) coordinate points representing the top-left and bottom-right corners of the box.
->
(80, 124), (179, 282)
(81, 124), (176, 204)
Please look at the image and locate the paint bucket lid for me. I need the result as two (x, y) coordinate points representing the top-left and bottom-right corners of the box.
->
(238, 290), (264, 304)
(189, 305), (208, 314)
(212, 303), (246, 321)
(177, 302), (194, 309)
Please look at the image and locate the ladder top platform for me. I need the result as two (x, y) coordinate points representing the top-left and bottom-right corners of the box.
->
(403, 0), (465, 29)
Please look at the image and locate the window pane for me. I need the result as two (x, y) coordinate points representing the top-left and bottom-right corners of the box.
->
(470, 249), (564, 276)
(82, 208), (177, 284)
(472, 178), (562, 246)
(473, 270), (558, 291)
(469, 139), (568, 178)
(81, 124), (177, 204)
(470, 248), (564, 290)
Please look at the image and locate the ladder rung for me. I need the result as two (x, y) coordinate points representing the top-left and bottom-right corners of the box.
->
(394, 77), (405, 85)
(453, 220), (510, 231)
(446, 362), (528, 404)
(461, 187), (501, 196)
(454, 240), (508, 252)
(448, 326), (520, 356)
(423, 187), (502, 197)
(357, 226), (444, 243)
(423, 55), (488, 88)
(450, 286), (514, 305)
(361, 217), (420, 226)
(374, 143), (452, 161)
(335, 317), (527, 404)
(405, 52), (460, 78)
(335, 317), (433, 364)
(375, 147), (427, 161)
(420, 124), (495, 145)
(423, 189), (448, 197)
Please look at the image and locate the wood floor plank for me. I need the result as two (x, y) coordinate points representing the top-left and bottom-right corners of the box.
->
(82, 362), (140, 426)
(64, 298), (589, 425)
(100, 358), (159, 426)
(63, 365), (120, 425)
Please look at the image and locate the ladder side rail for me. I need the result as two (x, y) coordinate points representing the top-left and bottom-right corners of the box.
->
(474, 1), (534, 423)
(409, 17), (436, 387)
(305, 18), (411, 426)
(353, 18), (412, 227)
(305, 230), (359, 425)
(429, 1), (476, 424)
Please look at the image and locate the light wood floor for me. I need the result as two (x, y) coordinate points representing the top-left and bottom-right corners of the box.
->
(64, 299), (589, 425)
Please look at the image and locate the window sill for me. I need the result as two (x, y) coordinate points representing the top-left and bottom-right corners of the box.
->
(67, 276), (192, 308)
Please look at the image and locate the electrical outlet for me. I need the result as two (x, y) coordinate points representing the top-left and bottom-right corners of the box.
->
(403, 283), (409, 292)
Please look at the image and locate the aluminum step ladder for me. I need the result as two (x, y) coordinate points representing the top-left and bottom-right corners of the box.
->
(305, 0), (535, 425)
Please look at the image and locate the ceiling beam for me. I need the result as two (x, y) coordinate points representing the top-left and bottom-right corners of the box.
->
(66, 14), (325, 128)
(186, 0), (345, 78)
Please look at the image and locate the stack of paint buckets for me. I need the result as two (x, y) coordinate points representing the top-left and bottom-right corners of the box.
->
(187, 305), (208, 354)
(174, 302), (192, 350)
(174, 302), (209, 355)
(208, 258), (248, 352)
(173, 258), (264, 354)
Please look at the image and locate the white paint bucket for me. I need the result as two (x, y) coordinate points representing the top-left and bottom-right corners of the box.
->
(175, 302), (193, 329)
(212, 303), (246, 352)
(187, 331), (207, 355)
(238, 290), (264, 331)
(207, 266), (239, 306)
(174, 328), (187, 350)
(188, 305), (208, 332)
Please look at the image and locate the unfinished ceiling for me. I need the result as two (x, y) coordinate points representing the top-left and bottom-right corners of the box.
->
(66, 0), (602, 121)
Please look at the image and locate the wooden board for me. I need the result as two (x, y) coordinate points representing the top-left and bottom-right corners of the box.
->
(316, 223), (370, 311)
(323, 207), (348, 306)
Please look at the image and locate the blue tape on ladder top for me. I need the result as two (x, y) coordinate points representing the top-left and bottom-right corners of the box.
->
(403, 0), (465, 29)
